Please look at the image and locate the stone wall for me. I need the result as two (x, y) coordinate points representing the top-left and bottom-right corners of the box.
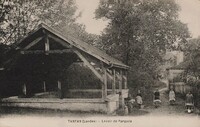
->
(0, 89), (129, 114)
(1, 98), (107, 113)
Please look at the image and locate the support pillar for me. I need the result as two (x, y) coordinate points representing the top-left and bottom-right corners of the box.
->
(45, 36), (50, 55)
(112, 69), (116, 94)
(102, 67), (107, 99)
(119, 70), (124, 108)
(57, 80), (62, 99)
(22, 83), (27, 97)
(43, 81), (46, 92)
(124, 71), (128, 89)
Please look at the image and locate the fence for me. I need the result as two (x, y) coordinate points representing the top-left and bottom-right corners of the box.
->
(169, 82), (192, 94)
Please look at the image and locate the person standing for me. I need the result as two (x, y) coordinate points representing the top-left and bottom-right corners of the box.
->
(126, 94), (134, 113)
(154, 89), (160, 100)
(154, 89), (161, 107)
(136, 90), (143, 109)
(185, 91), (194, 113)
(169, 89), (176, 105)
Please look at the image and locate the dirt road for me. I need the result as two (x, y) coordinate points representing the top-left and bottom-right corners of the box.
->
(0, 82), (199, 127)
(136, 87), (198, 117)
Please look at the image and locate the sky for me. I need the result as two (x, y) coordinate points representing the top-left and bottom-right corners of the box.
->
(76, 0), (200, 38)
(76, 0), (107, 35)
(176, 0), (200, 38)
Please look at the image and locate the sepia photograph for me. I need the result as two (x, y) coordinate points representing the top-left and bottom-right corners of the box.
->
(0, 0), (200, 127)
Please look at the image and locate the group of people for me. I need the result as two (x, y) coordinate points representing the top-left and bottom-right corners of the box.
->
(125, 90), (143, 113)
(153, 88), (175, 107)
(133, 88), (174, 108)
(153, 88), (194, 112)
(127, 88), (195, 113)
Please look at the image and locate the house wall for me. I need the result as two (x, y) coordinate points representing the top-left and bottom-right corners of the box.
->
(0, 98), (108, 113)
(170, 82), (192, 94)
(167, 69), (187, 94)
(168, 69), (184, 81)
(175, 51), (184, 65)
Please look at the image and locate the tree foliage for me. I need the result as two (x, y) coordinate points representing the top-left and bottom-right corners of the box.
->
(181, 37), (200, 108)
(95, 0), (190, 87)
(0, 0), (96, 45)
(183, 37), (200, 79)
(0, 0), (100, 69)
(1, 0), (63, 44)
(0, 0), (99, 95)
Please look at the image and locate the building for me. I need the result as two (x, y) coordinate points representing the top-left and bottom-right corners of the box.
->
(0, 23), (129, 114)
(166, 53), (192, 94)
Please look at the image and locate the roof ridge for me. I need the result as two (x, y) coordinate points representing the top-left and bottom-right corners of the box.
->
(15, 23), (129, 69)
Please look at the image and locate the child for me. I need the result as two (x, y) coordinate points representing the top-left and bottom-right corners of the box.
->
(169, 89), (176, 105)
(154, 89), (161, 107)
(185, 91), (194, 113)
(136, 90), (143, 108)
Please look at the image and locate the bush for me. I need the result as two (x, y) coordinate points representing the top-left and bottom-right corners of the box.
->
(173, 73), (185, 82)
(128, 72), (154, 89)
(128, 72), (154, 105)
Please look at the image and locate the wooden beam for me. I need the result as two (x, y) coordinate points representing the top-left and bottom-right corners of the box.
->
(124, 71), (128, 89)
(116, 73), (121, 80)
(107, 71), (113, 80)
(102, 67), (107, 99)
(20, 49), (73, 54)
(119, 70), (122, 92)
(24, 37), (43, 50)
(58, 80), (61, 90)
(119, 70), (123, 108)
(41, 24), (129, 69)
(73, 50), (103, 82)
(46, 30), (111, 65)
(22, 83), (27, 96)
(43, 81), (46, 92)
(48, 34), (72, 48)
(45, 36), (50, 55)
(57, 80), (62, 99)
(112, 69), (116, 94)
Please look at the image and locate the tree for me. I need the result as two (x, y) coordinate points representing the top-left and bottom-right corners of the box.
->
(183, 37), (200, 79)
(95, 0), (190, 87)
(0, 0), (99, 96)
(182, 37), (200, 108)
(0, 0), (96, 45)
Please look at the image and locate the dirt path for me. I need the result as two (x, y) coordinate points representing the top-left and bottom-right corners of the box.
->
(142, 87), (198, 116)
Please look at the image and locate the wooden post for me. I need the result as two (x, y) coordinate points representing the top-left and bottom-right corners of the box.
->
(102, 67), (107, 99)
(124, 71), (128, 89)
(58, 80), (62, 99)
(58, 80), (61, 89)
(45, 36), (50, 55)
(43, 81), (46, 92)
(166, 69), (170, 90)
(22, 83), (27, 96)
(119, 70), (123, 108)
(24, 37), (43, 50)
(112, 69), (116, 94)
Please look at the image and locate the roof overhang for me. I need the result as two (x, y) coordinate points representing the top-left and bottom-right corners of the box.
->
(14, 23), (130, 70)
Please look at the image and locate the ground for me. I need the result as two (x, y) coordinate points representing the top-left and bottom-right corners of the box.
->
(0, 83), (200, 127)
(120, 86), (199, 117)
(144, 87), (187, 116)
